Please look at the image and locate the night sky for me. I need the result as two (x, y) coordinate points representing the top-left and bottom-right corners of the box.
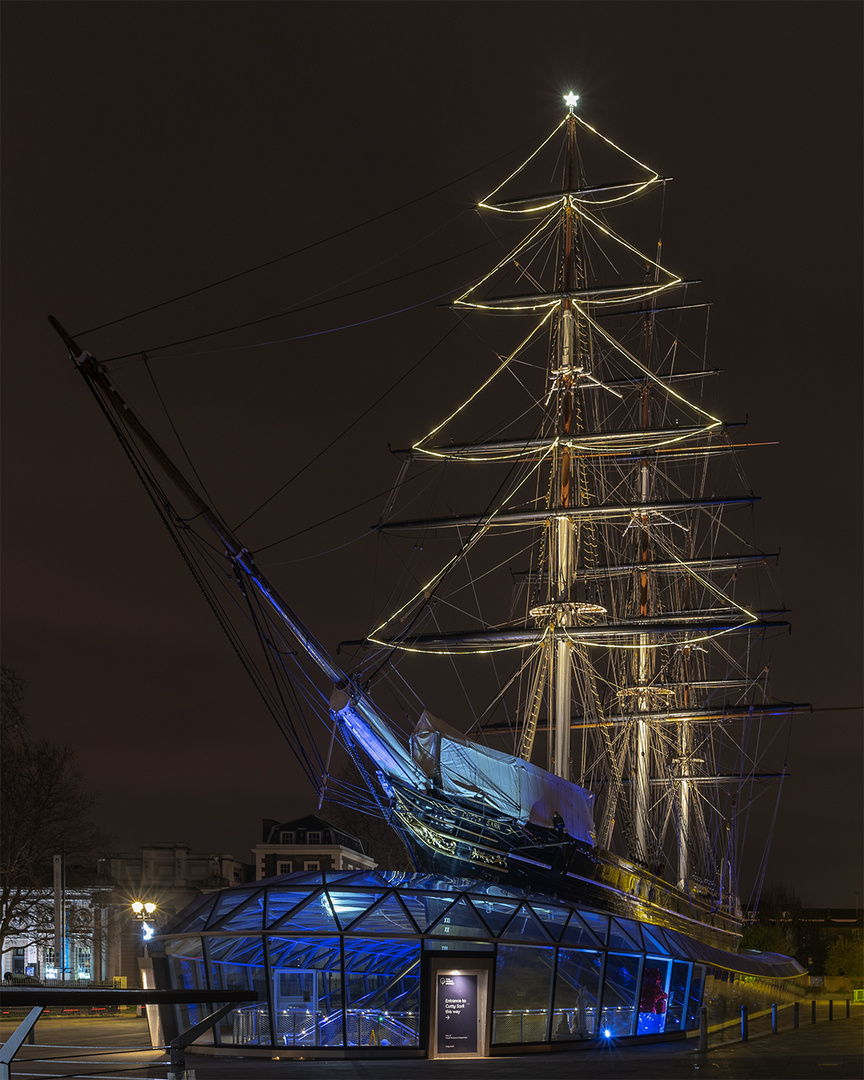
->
(2, 2), (861, 907)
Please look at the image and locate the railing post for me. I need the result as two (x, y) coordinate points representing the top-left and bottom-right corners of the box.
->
(811, 999), (816, 1024)
(0, 1007), (44, 1080)
(771, 1003), (777, 1033)
(793, 1001), (799, 1029)
(698, 1005), (708, 1052)
(829, 998), (833, 1021)
(741, 1004), (748, 1041)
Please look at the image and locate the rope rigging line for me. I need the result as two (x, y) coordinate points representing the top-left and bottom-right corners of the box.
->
(237, 320), (463, 534)
(78, 370), (322, 782)
(142, 353), (215, 509)
(102, 229), (519, 363)
(73, 142), (530, 338)
(158, 285), (462, 358)
(254, 462), (441, 556)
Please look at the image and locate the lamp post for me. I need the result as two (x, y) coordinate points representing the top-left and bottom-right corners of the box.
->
(131, 902), (157, 955)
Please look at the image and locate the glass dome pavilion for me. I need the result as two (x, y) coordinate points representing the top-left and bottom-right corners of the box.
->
(151, 869), (804, 1059)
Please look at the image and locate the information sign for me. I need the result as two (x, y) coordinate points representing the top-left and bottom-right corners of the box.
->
(436, 973), (478, 1054)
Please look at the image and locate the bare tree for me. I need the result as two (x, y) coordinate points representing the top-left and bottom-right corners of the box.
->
(0, 667), (109, 959)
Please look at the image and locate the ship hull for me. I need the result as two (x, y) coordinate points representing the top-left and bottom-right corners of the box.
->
(386, 778), (742, 953)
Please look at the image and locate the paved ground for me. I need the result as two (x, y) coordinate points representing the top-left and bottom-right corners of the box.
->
(2, 1008), (862, 1079)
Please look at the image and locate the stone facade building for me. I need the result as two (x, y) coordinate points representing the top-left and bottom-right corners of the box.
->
(253, 815), (376, 880)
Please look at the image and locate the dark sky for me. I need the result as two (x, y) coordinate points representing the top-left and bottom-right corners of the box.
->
(2, 2), (862, 906)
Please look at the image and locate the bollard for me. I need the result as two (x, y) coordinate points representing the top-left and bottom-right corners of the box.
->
(811, 999), (816, 1024)
(793, 1001), (799, 1029)
(699, 1005), (708, 1052)
(741, 1004), (749, 1041)
(829, 998), (833, 1021)
(847, 999), (851, 1018)
(771, 1003), (777, 1034)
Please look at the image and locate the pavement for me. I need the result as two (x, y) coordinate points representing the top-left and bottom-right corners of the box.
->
(1, 1007), (862, 1079)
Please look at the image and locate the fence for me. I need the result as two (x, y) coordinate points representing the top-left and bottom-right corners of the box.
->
(699, 997), (858, 1050)
(231, 1006), (419, 1048)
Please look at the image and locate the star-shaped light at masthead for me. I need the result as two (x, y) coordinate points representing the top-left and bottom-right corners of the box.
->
(564, 92), (580, 109)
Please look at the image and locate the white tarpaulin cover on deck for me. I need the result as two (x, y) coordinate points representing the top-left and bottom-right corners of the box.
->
(410, 711), (595, 845)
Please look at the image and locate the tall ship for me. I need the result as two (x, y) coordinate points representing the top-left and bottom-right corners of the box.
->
(51, 97), (807, 957)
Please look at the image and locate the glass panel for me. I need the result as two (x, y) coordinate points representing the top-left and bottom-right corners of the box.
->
(288, 870), (325, 888)
(350, 893), (418, 934)
(578, 910), (609, 946)
(209, 891), (266, 933)
(685, 964), (706, 1030)
(637, 957), (672, 1035)
(424, 938), (494, 952)
(552, 949), (602, 1040)
(468, 896), (520, 936)
(491, 944), (554, 1044)
(381, 872), (459, 892)
(328, 889), (381, 930)
(664, 960), (691, 1033)
(269, 937), (343, 1048)
(328, 870), (386, 888)
(599, 953), (641, 1037)
(269, 938), (341, 971)
(559, 910), (603, 948)
(641, 924), (671, 955)
(343, 938), (420, 1047)
(399, 891), (452, 932)
(530, 901), (572, 941)
(163, 937), (213, 1041)
(207, 936), (269, 1047)
(607, 917), (641, 953)
(272, 893), (341, 934)
(266, 888), (322, 929)
(429, 897), (489, 939)
(167, 893), (218, 933)
(206, 889), (264, 930)
(500, 904), (552, 944)
(614, 917), (645, 949)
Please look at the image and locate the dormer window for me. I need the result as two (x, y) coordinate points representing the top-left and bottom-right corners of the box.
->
(279, 831), (295, 844)
(306, 831), (322, 845)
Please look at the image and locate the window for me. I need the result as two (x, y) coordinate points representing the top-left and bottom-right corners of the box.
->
(76, 948), (92, 979)
(493, 943), (554, 1043)
(278, 861), (292, 875)
(279, 831), (294, 844)
(306, 831), (322, 845)
(304, 861), (320, 871)
(599, 953), (641, 1037)
(552, 949), (601, 1039)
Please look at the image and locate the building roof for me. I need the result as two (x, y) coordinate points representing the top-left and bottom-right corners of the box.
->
(259, 815), (366, 854)
(155, 869), (806, 981)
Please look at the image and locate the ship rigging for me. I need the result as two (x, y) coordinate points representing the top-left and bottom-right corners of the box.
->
(51, 97), (808, 951)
